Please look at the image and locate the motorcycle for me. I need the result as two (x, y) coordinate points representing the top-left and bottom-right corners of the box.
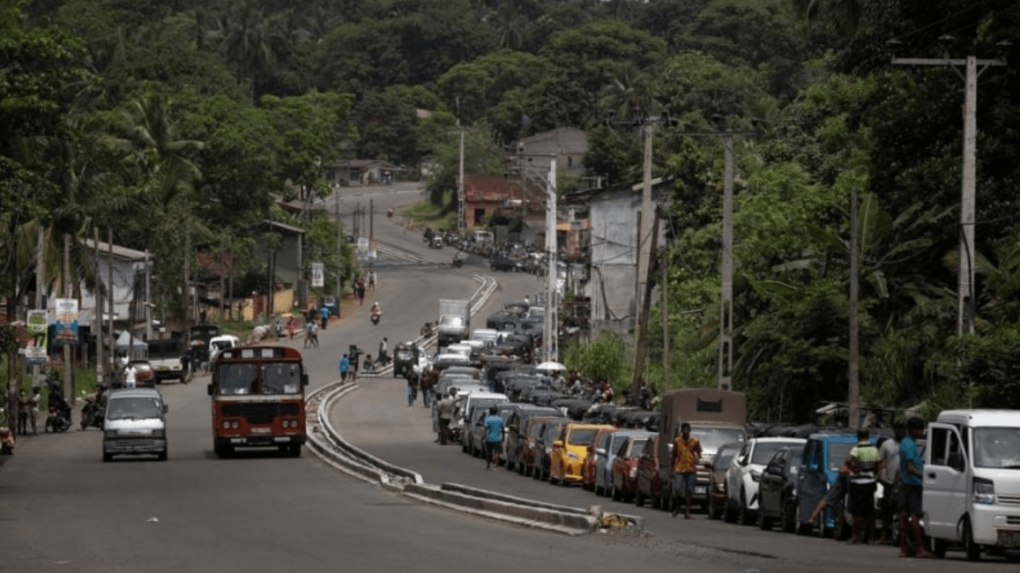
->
(80, 385), (107, 431)
(45, 381), (72, 433)
(453, 253), (463, 268)
(420, 322), (435, 337)
(0, 423), (14, 455)
(371, 310), (382, 325)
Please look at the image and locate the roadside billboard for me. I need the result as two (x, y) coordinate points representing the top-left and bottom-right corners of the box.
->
(53, 298), (79, 345)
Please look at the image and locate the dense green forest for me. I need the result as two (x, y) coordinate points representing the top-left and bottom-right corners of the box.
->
(3, 0), (1020, 422)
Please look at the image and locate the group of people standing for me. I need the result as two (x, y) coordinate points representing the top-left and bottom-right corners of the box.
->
(803, 417), (929, 557)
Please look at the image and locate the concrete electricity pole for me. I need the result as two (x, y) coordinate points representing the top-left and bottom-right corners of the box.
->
(891, 42), (1006, 336)
(544, 160), (558, 363)
(458, 130), (465, 234)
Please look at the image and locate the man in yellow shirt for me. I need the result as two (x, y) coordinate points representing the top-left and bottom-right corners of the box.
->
(671, 422), (703, 518)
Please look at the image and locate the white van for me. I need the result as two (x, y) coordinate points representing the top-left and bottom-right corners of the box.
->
(924, 409), (1020, 560)
(103, 388), (168, 462)
(209, 335), (241, 363)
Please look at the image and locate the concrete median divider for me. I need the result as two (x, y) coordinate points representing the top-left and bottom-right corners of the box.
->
(306, 378), (643, 536)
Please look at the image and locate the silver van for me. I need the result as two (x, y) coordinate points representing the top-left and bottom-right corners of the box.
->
(102, 388), (168, 462)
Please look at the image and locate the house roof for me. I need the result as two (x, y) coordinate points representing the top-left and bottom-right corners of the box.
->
(564, 177), (672, 204)
(81, 238), (153, 262)
(262, 220), (305, 234)
(463, 175), (546, 203)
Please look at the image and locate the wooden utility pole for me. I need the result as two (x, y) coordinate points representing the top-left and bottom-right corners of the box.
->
(719, 132), (734, 391)
(630, 207), (660, 404)
(94, 229), (103, 385)
(662, 250), (670, 389)
(107, 230), (114, 383)
(849, 189), (860, 429)
(62, 234), (72, 405)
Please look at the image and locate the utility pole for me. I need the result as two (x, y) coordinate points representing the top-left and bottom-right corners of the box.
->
(93, 229), (103, 385)
(33, 226), (44, 391)
(458, 130), (465, 234)
(719, 131), (735, 391)
(891, 43), (1006, 336)
(662, 250), (670, 389)
(544, 160), (558, 363)
(849, 189), (860, 429)
(631, 207), (660, 403)
(62, 234), (72, 405)
(336, 192), (342, 299)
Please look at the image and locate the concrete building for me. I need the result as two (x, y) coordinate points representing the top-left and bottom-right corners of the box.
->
(509, 127), (588, 176)
(79, 238), (153, 330)
(567, 179), (669, 339)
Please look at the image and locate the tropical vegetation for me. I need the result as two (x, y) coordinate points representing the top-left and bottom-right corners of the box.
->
(2, 0), (1020, 422)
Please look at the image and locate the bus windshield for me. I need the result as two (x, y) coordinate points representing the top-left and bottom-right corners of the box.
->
(218, 363), (258, 395)
(262, 363), (302, 395)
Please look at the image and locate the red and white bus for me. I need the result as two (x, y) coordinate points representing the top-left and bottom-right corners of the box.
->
(207, 346), (308, 457)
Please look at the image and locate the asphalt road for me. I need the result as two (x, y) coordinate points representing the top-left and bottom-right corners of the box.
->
(1, 183), (1014, 573)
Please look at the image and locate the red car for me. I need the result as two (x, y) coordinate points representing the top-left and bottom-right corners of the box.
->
(635, 435), (664, 509)
(611, 434), (652, 502)
(519, 416), (561, 477)
(581, 428), (617, 491)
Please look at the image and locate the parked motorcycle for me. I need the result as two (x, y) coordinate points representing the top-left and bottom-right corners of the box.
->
(453, 252), (463, 268)
(0, 423), (14, 455)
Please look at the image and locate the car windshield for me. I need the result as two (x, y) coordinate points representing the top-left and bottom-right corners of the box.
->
(261, 363), (302, 394)
(396, 349), (414, 360)
(211, 340), (233, 351)
(692, 427), (747, 450)
(543, 423), (566, 443)
(974, 428), (1020, 469)
(715, 447), (741, 470)
(752, 441), (804, 465)
(107, 397), (162, 420)
(568, 429), (598, 446)
(217, 363), (258, 395)
(598, 432), (614, 450)
(527, 423), (547, 439)
(827, 442), (856, 471)
(439, 316), (464, 327)
(623, 438), (649, 457)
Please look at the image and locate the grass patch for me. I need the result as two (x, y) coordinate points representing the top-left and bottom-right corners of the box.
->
(404, 200), (458, 230)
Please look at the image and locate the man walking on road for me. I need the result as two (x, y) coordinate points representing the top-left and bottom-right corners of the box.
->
(483, 405), (505, 470)
(671, 422), (702, 518)
(320, 305), (330, 330)
(438, 388), (456, 445)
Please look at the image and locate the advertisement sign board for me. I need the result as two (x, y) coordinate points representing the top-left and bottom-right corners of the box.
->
(54, 298), (79, 344)
(311, 262), (324, 288)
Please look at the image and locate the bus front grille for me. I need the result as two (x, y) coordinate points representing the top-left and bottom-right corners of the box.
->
(222, 402), (301, 424)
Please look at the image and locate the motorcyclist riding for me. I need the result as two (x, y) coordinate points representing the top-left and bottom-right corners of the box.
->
(453, 251), (463, 268)
(370, 302), (382, 325)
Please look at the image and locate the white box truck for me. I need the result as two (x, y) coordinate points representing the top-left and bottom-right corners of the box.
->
(437, 299), (470, 348)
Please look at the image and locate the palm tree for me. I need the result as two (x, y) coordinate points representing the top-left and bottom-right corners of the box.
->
(221, 3), (275, 100)
(598, 61), (658, 123)
(491, 1), (528, 50)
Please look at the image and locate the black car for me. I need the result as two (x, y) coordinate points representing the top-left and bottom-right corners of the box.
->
(490, 254), (523, 272)
(757, 444), (806, 532)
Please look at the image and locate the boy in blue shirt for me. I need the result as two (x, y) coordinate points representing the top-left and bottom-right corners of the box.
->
(483, 406), (504, 470)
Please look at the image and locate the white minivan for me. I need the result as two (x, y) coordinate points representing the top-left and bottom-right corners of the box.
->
(924, 409), (1020, 560)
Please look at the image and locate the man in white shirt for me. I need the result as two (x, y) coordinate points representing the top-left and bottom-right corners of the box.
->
(124, 363), (138, 388)
(878, 422), (904, 544)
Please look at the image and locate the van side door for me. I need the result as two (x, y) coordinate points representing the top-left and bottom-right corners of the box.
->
(924, 422), (969, 541)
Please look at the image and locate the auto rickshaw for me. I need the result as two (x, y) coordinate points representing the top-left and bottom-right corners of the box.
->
(393, 342), (419, 379)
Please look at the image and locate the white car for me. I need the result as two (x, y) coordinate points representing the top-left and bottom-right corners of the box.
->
(725, 437), (807, 525)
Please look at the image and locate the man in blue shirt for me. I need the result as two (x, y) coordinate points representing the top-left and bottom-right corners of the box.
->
(898, 417), (929, 558)
(338, 354), (350, 382)
(320, 305), (330, 330)
(483, 406), (504, 470)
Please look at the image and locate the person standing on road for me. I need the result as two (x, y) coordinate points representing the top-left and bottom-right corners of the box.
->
(671, 422), (702, 518)
(438, 388), (456, 445)
(847, 429), (881, 545)
(878, 422), (904, 545)
(29, 386), (41, 434)
(899, 417), (929, 558)
(406, 372), (418, 407)
(287, 317), (296, 339)
(320, 305), (330, 330)
(17, 390), (29, 435)
(483, 405), (505, 470)
(339, 354), (350, 382)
